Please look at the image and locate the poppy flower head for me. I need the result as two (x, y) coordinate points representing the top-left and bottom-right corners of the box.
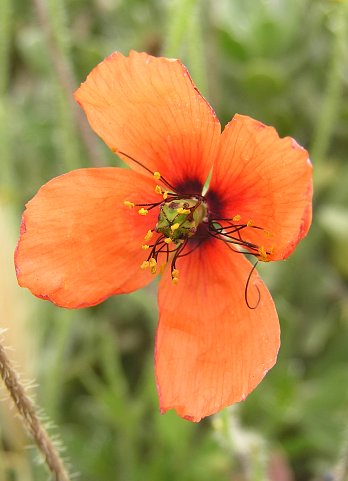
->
(15, 51), (312, 421)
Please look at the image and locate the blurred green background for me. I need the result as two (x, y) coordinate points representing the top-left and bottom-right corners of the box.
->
(1, 0), (348, 480)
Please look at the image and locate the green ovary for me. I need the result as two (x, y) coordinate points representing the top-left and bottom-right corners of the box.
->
(156, 197), (207, 243)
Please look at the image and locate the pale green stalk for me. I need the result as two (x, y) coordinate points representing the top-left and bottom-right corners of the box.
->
(0, 0), (11, 95)
(0, 0), (14, 193)
(186, 0), (208, 94)
(163, 0), (197, 57)
(46, 0), (72, 61)
(163, 0), (207, 93)
(311, 2), (348, 167)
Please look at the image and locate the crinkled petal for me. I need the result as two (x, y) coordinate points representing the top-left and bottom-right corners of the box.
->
(15, 168), (160, 308)
(156, 239), (280, 421)
(207, 114), (313, 260)
(74, 51), (221, 194)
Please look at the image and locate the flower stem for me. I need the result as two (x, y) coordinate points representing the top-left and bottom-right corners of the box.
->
(186, 0), (207, 94)
(311, 2), (348, 166)
(163, 0), (207, 93)
(163, 0), (197, 58)
(0, 340), (71, 481)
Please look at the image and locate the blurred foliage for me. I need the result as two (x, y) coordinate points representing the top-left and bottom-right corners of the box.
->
(1, 0), (348, 480)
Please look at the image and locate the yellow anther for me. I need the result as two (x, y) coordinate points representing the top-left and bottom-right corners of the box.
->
(123, 201), (135, 209)
(138, 208), (149, 216)
(144, 230), (153, 241)
(163, 191), (168, 200)
(233, 214), (241, 221)
(164, 237), (172, 244)
(171, 267), (179, 284)
(149, 258), (157, 268)
(142, 244), (149, 250)
(177, 207), (190, 215)
(172, 269), (179, 278)
(149, 257), (157, 274)
(247, 219), (253, 227)
(154, 171), (161, 180)
(140, 260), (150, 270)
(155, 185), (162, 194)
(171, 222), (180, 232)
(258, 246), (269, 262)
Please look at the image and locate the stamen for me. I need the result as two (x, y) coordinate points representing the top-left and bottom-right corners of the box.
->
(123, 201), (135, 209)
(172, 268), (179, 284)
(155, 185), (162, 194)
(233, 214), (241, 221)
(208, 217), (274, 262)
(258, 246), (269, 262)
(163, 191), (168, 200)
(140, 260), (149, 270)
(142, 244), (150, 250)
(149, 257), (157, 274)
(144, 230), (153, 241)
(118, 151), (175, 190)
(171, 223), (180, 232)
(138, 208), (149, 216)
(164, 237), (172, 244)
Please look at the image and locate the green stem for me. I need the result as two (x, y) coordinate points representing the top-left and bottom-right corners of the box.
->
(311, 2), (348, 166)
(0, 0), (14, 195)
(186, 0), (207, 94)
(163, 0), (208, 94)
(163, 0), (197, 58)
(0, 0), (11, 95)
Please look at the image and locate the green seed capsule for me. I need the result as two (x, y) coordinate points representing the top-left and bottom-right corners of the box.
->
(156, 197), (207, 243)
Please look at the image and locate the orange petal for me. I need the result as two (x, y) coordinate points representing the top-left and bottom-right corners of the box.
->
(156, 239), (280, 422)
(15, 168), (160, 308)
(207, 114), (313, 260)
(74, 51), (221, 194)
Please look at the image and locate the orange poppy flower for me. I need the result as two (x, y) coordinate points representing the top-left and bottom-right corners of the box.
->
(15, 51), (312, 421)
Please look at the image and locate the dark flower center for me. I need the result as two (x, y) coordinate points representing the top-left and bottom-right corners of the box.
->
(122, 167), (273, 285)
